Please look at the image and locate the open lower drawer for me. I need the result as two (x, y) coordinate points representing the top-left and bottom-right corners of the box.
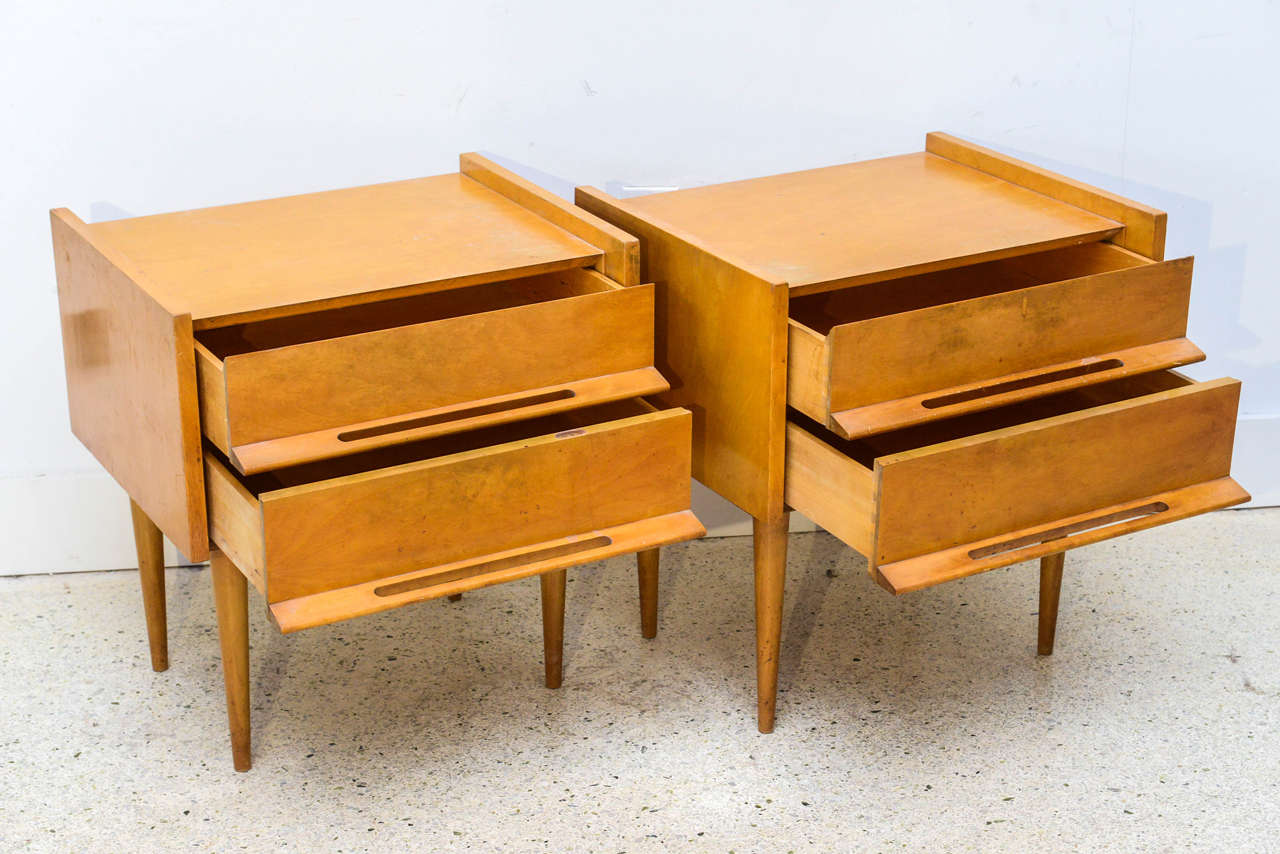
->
(784, 371), (1249, 594)
(195, 267), (666, 474)
(205, 399), (704, 631)
(787, 242), (1204, 439)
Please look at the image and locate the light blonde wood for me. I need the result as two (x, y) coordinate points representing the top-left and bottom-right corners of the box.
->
(827, 338), (1205, 439)
(873, 376), (1243, 567)
(196, 266), (620, 353)
(129, 499), (168, 672)
(795, 247), (1196, 422)
(57, 158), (706, 770)
(541, 569), (567, 689)
(267, 511), (704, 632)
(208, 260), (601, 332)
(788, 239), (1150, 332)
(581, 134), (1242, 736)
(52, 209), (208, 561)
(754, 513), (789, 733)
(197, 273), (655, 450)
(262, 407), (691, 601)
(1038, 553), (1065, 656)
(576, 186), (791, 521)
(852, 366), (1195, 458)
(785, 321), (830, 421)
(788, 384), (1249, 595)
(783, 421), (874, 555)
(264, 407), (691, 601)
(616, 152), (1122, 296)
(209, 549), (250, 772)
(926, 132), (1168, 260)
(203, 455), (267, 595)
(636, 548), (659, 639)
(228, 368), (670, 475)
(376, 537), (599, 595)
(81, 174), (603, 328)
(460, 153), (641, 286)
(876, 478), (1249, 594)
(193, 341), (230, 452)
(203, 402), (695, 603)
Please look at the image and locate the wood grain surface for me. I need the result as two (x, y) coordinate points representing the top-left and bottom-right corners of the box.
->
(618, 152), (1122, 295)
(52, 209), (208, 560)
(83, 174), (602, 327)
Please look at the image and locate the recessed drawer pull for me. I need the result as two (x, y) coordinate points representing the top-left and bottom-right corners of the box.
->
(338, 389), (575, 441)
(922, 359), (1123, 409)
(374, 536), (613, 598)
(967, 502), (1167, 560)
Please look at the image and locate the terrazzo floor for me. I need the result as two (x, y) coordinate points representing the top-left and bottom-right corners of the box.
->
(2, 510), (1277, 852)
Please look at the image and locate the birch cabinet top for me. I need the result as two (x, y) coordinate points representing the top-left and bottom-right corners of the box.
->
(623, 150), (1124, 295)
(76, 173), (603, 326)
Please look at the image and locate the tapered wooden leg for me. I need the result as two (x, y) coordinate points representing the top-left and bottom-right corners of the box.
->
(637, 548), (660, 639)
(1038, 552), (1066, 656)
(754, 512), (790, 733)
(540, 569), (567, 690)
(129, 499), (168, 672)
(210, 549), (251, 771)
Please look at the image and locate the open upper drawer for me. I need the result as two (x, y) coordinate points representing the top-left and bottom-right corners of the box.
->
(205, 398), (704, 632)
(787, 242), (1204, 439)
(195, 267), (666, 474)
(784, 371), (1249, 594)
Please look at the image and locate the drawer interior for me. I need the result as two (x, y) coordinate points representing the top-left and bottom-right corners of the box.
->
(197, 266), (616, 358)
(222, 398), (656, 495)
(788, 242), (1147, 333)
(807, 370), (1189, 469)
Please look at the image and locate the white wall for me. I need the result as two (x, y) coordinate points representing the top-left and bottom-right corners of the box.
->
(2, 1), (1275, 574)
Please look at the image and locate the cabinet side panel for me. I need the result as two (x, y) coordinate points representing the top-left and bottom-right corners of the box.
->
(52, 209), (208, 560)
(576, 187), (789, 520)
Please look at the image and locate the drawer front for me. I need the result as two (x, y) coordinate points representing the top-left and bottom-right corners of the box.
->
(785, 375), (1248, 594)
(206, 406), (700, 623)
(788, 245), (1202, 438)
(196, 271), (662, 471)
(873, 376), (1241, 566)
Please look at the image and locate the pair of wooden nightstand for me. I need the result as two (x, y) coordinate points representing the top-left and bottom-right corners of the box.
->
(54, 155), (705, 771)
(56, 133), (1246, 768)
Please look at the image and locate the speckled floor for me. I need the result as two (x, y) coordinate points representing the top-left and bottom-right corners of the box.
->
(1, 510), (1277, 853)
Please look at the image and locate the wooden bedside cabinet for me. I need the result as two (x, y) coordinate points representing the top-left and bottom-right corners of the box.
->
(577, 132), (1249, 733)
(53, 154), (705, 770)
